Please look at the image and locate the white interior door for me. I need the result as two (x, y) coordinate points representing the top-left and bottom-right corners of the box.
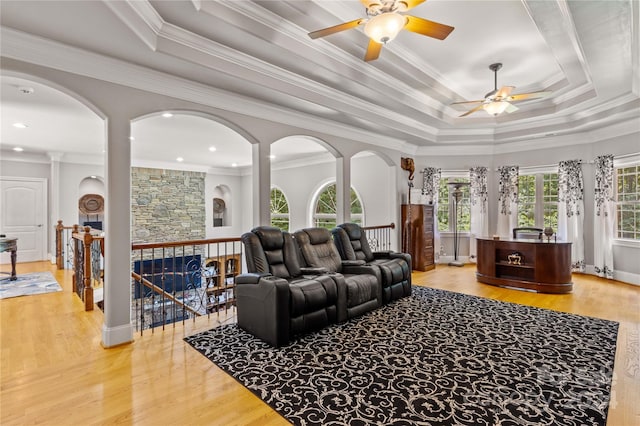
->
(0, 177), (48, 263)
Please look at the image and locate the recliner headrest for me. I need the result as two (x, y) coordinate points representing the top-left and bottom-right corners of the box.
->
(252, 226), (285, 250)
(302, 227), (332, 245)
(339, 222), (363, 240)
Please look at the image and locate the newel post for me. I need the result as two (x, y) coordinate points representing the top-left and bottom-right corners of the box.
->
(56, 220), (64, 269)
(82, 226), (94, 311)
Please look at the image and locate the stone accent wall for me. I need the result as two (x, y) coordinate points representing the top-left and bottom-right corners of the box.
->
(131, 168), (205, 243)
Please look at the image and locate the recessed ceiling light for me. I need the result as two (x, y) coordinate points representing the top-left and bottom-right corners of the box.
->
(13, 122), (28, 129)
(129, 136), (135, 141)
(176, 157), (184, 162)
(209, 146), (217, 152)
(162, 112), (173, 118)
(268, 155), (276, 159)
(231, 163), (238, 167)
(13, 147), (24, 152)
(90, 175), (97, 179)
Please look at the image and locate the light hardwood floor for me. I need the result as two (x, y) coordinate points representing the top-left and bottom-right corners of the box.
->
(1, 261), (638, 425)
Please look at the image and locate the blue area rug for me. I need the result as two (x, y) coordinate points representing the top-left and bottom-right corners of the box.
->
(0, 272), (62, 299)
(185, 287), (619, 426)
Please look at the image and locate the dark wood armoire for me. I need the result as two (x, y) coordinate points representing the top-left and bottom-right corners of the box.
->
(401, 204), (435, 272)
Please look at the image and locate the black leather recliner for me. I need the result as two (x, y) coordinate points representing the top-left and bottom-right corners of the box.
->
(236, 226), (340, 347)
(332, 223), (412, 303)
(293, 227), (382, 320)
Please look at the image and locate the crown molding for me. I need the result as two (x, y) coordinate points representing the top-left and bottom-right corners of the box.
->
(0, 27), (408, 151)
(110, 0), (442, 140)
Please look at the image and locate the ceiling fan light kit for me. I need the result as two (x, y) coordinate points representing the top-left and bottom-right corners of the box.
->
(364, 12), (407, 44)
(452, 62), (551, 117)
(484, 100), (509, 116)
(308, 0), (454, 62)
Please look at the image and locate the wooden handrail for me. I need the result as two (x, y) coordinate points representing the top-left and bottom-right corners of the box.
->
(131, 272), (202, 317)
(362, 223), (395, 231)
(132, 237), (241, 250)
(55, 220), (74, 270)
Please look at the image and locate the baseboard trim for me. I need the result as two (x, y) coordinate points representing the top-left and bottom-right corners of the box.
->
(584, 264), (639, 286)
(437, 255), (470, 265)
(101, 323), (134, 348)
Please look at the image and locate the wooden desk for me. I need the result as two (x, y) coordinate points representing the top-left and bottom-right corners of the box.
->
(0, 237), (18, 281)
(476, 237), (572, 294)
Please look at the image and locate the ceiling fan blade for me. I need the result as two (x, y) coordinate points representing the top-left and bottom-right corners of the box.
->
(508, 91), (552, 102)
(397, 0), (426, 11)
(495, 86), (515, 99)
(364, 39), (383, 62)
(404, 15), (454, 40)
(459, 104), (485, 117)
(450, 99), (485, 106)
(308, 19), (364, 39)
(504, 103), (519, 113)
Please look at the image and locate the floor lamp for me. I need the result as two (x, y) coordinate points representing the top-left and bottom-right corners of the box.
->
(448, 182), (470, 267)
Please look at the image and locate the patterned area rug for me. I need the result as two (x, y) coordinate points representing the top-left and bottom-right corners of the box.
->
(0, 272), (62, 299)
(185, 287), (619, 426)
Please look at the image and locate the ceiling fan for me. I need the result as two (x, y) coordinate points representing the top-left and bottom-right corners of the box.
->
(452, 63), (551, 117)
(308, 0), (454, 62)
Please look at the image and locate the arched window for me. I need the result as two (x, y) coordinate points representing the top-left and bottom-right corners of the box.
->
(270, 187), (290, 231)
(313, 183), (363, 229)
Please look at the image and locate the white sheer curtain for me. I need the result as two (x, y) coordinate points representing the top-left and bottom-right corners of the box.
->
(594, 155), (615, 279)
(496, 166), (519, 238)
(421, 167), (441, 262)
(469, 166), (489, 263)
(558, 159), (585, 272)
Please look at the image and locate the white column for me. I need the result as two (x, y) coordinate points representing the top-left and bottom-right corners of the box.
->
(252, 142), (270, 227)
(102, 115), (133, 347)
(48, 152), (63, 263)
(336, 157), (350, 225)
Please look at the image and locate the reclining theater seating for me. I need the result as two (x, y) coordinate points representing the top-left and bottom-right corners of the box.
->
(332, 223), (412, 303)
(293, 227), (382, 321)
(236, 226), (340, 347)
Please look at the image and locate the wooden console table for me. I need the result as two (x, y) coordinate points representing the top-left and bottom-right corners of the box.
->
(476, 237), (572, 294)
(0, 237), (18, 281)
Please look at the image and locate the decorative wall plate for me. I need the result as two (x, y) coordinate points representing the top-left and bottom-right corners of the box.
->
(79, 193), (104, 214)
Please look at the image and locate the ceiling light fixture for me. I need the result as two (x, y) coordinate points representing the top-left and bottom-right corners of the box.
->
(176, 157), (184, 162)
(162, 112), (173, 118)
(364, 12), (406, 44)
(231, 163), (238, 168)
(13, 147), (24, 152)
(268, 155), (276, 159)
(13, 122), (28, 129)
(209, 146), (217, 152)
(483, 101), (509, 116)
(129, 136), (135, 141)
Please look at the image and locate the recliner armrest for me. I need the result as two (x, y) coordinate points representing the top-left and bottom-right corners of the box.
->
(236, 272), (272, 285)
(341, 260), (366, 267)
(300, 267), (328, 275)
(372, 251), (393, 259)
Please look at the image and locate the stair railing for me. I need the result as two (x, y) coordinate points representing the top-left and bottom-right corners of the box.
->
(71, 225), (104, 311)
(362, 223), (395, 252)
(131, 237), (243, 334)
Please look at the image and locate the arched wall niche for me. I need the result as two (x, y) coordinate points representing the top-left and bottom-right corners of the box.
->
(78, 176), (105, 230)
(212, 184), (232, 227)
